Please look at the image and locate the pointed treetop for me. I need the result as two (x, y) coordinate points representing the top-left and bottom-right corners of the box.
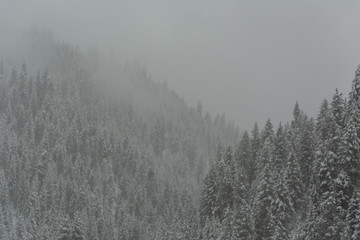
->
(276, 122), (283, 136)
(262, 118), (274, 143)
(351, 65), (360, 100)
(293, 101), (300, 121)
(331, 88), (345, 128)
(243, 130), (249, 139)
(252, 122), (259, 138)
(225, 145), (233, 162)
(356, 64), (360, 77)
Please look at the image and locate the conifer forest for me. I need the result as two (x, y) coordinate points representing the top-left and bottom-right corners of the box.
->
(2, 1), (360, 239)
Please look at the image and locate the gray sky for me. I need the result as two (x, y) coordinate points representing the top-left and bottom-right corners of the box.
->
(1, 0), (360, 131)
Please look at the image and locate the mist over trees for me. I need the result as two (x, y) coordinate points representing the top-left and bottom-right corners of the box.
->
(199, 67), (360, 239)
(0, 30), (239, 239)
(1, 29), (360, 239)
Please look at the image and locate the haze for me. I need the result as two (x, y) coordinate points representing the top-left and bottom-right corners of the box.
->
(2, 0), (360, 130)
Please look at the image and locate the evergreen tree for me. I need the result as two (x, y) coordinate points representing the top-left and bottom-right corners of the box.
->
(221, 205), (236, 240)
(274, 123), (287, 172)
(200, 217), (221, 240)
(285, 151), (303, 212)
(261, 118), (274, 144)
(251, 122), (261, 187)
(233, 200), (255, 240)
(345, 190), (360, 240)
(254, 139), (276, 240)
(199, 162), (220, 223)
(235, 131), (254, 187)
(271, 177), (293, 240)
(218, 146), (236, 221)
(340, 65), (360, 185)
(331, 88), (345, 129)
(293, 101), (301, 124)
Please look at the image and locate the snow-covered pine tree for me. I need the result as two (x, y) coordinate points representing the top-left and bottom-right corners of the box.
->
(344, 189), (360, 240)
(254, 138), (276, 240)
(331, 89), (345, 129)
(218, 146), (236, 221)
(200, 217), (221, 240)
(235, 131), (254, 188)
(285, 151), (303, 213)
(270, 176), (293, 240)
(340, 65), (360, 186)
(261, 118), (274, 145)
(274, 123), (287, 173)
(221, 204), (236, 240)
(233, 200), (255, 240)
(199, 143), (223, 224)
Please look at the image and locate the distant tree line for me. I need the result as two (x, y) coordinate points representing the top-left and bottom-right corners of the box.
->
(200, 66), (360, 239)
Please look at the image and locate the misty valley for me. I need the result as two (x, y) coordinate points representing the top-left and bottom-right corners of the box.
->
(0, 28), (360, 240)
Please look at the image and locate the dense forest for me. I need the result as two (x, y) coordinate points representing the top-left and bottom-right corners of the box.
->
(199, 69), (360, 239)
(0, 30), (239, 239)
(1, 30), (360, 240)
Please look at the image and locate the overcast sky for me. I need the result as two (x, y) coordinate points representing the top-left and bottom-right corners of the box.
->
(1, 0), (360, 131)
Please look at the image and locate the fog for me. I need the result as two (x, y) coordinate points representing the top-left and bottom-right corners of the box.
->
(2, 0), (360, 130)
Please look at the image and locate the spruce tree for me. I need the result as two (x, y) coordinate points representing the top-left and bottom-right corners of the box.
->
(254, 139), (276, 240)
(274, 123), (287, 172)
(340, 65), (360, 185)
(331, 89), (345, 129)
(345, 190), (360, 240)
(261, 118), (274, 144)
(235, 131), (253, 188)
(285, 151), (303, 212)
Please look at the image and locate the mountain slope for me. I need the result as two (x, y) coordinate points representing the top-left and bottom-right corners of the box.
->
(0, 30), (238, 239)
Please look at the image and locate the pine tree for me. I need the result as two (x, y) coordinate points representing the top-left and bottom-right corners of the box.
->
(316, 99), (331, 143)
(274, 123), (287, 172)
(233, 200), (255, 240)
(221, 205), (236, 240)
(199, 165), (219, 223)
(331, 89), (345, 129)
(199, 143), (223, 223)
(293, 101), (301, 125)
(232, 164), (254, 239)
(200, 217), (221, 240)
(218, 146), (236, 221)
(254, 139), (276, 240)
(271, 177), (293, 240)
(299, 117), (316, 187)
(340, 65), (360, 185)
(251, 122), (261, 158)
(285, 151), (303, 212)
(261, 118), (274, 144)
(345, 190), (360, 240)
(72, 212), (86, 240)
(235, 131), (254, 187)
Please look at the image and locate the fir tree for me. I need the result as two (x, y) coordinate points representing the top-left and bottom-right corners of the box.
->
(285, 151), (303, 212)
(261, 118), (274, 144)
(345, 190), (360, 240)
(235, 131), (254, 187)
(340, 65), (360, 185)
(331, 88), (345, 129)
(274, 123), (287, 172)
(271, 177), (293, 240)
(254, 139), (276, 240)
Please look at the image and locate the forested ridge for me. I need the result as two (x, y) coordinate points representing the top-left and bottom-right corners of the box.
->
(0, 31), (239, 239)
(200, 67), (360, 239)
(1, 30), (360, 240)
